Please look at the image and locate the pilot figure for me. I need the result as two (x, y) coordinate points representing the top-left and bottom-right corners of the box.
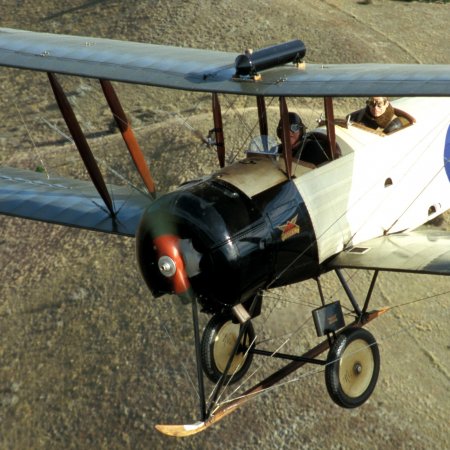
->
(277, 112), (330, 166)
(348, 96), (408, 134)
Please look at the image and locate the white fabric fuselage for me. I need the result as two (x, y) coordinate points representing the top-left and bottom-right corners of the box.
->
(295, 97), (450, 263)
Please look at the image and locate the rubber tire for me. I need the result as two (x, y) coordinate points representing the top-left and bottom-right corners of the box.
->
(325, 327), (380, 408)
(201, 313), (255, 385)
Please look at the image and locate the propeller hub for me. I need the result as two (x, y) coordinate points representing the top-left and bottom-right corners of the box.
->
(158, 256), (177, 277)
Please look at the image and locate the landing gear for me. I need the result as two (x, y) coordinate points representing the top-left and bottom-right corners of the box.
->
(157, 283), (389, 436)
(325, 327), (380, 408)
(201, 313), (255, 384)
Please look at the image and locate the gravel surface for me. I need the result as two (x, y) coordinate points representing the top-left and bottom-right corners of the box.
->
(0, 1), (449, 449)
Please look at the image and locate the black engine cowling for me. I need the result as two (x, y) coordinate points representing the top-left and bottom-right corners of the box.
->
(136, 177), (319, 313)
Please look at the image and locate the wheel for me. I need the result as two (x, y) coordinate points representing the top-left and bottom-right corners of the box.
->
(325, 327), (380, 408)
(201, 313), (255, 385)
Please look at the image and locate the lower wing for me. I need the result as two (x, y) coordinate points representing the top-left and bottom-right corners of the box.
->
(327, 229), (450, 276)
(0, 167), (151, 237)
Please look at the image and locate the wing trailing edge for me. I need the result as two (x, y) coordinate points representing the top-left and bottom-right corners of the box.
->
(327, 229), (450, 276)
(0, 167), (151, 236)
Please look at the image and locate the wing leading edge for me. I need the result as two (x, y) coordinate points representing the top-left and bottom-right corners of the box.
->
(0, 167), (151, 236)
(327, 229), (450, 276)
(1, 27), (450, 97)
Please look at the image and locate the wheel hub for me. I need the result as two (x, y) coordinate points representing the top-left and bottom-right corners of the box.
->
(339, 339), (374, 398)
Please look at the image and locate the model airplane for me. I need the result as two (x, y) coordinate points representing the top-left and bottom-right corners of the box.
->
(0, 28), (449, 437)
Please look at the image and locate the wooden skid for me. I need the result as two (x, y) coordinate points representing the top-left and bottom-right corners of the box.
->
(155, 308), (389, 437)
(155, 404), (237, 437)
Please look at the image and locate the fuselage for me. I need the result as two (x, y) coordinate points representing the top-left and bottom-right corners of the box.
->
(299, 97), (450, 263)
(136, 97), (450, 311)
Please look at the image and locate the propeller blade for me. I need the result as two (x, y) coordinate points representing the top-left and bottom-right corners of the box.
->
(153, 234), (192, 297)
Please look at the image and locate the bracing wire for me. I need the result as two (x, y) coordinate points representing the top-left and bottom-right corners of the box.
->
(182, 97), (450, 411)
(212, 287), (450, 410)
(34, 82), (449, 415)
(13, 102), (50, 178)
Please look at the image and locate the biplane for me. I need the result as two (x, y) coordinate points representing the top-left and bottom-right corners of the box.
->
(0, 28), (449, 437)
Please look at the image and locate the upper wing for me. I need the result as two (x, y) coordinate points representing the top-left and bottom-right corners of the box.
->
(1, 28), (449, 235)
(0, 167), (151, 236)
(327, 229), (450, 276)
(1, 27), (450, 97)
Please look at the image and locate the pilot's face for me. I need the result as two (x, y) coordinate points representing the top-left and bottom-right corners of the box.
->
(278, 120), (303, 150)
(288, 121), (303, 148)
(367, 97), (388, 117)
(290, 128), (301, 148)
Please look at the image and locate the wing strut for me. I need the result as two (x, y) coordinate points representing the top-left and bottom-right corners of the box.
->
(47, 72), (115, 216)
(257, 96), (268, 137)
(324, 97), (338, 160)
(212, 93), (225, 168)
(279, 96), (292, 179)
(99, 80), (156, 197)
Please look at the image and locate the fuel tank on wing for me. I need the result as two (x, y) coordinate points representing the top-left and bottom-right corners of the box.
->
(136, 157), (319, 312)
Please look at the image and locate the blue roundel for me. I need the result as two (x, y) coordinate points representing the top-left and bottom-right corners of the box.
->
(445, 125), (450, 182)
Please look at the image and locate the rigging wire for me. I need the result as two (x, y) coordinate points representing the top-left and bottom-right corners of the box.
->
(63, 79), (166, 212)
(15, 83), (448, 415)
(13, 101), (50, 178)
(386, 165), (448, 234)
(183, 97), (450, 411)
(266, 156), (450, 292)
(222, 94), (278, 164)
(213, 288), (450, 410)
(124, 94), (449, 415)
(161, 321), (200, 400)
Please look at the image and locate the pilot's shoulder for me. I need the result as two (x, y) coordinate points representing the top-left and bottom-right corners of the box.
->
(384, 108), (415, 134)
(347, 108), (366, 122)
